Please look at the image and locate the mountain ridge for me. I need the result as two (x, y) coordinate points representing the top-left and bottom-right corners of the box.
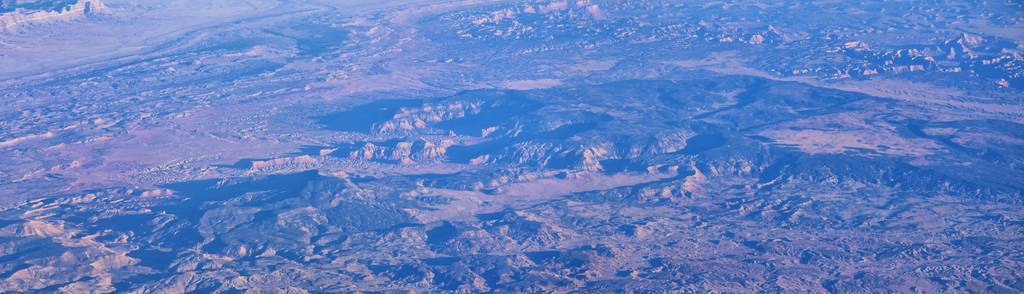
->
(0, 0), (106, 33)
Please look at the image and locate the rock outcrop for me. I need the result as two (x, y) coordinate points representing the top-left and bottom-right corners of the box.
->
(0, 0), (107, 33)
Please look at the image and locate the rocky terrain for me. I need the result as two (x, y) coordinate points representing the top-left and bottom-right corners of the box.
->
(0, 0), (106, 32)
(0, 0), (1022, 292)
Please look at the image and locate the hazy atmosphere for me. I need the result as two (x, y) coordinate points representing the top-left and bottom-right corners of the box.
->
(0, 0), (1022, 292)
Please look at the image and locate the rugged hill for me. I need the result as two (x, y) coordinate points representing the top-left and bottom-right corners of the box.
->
(2, 76), (1022, 291)
(0, 0), (106, 32)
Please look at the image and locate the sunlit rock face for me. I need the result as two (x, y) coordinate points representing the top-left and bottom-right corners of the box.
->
(0, 0), (106, 32)
(0, 0), (1022, 292)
